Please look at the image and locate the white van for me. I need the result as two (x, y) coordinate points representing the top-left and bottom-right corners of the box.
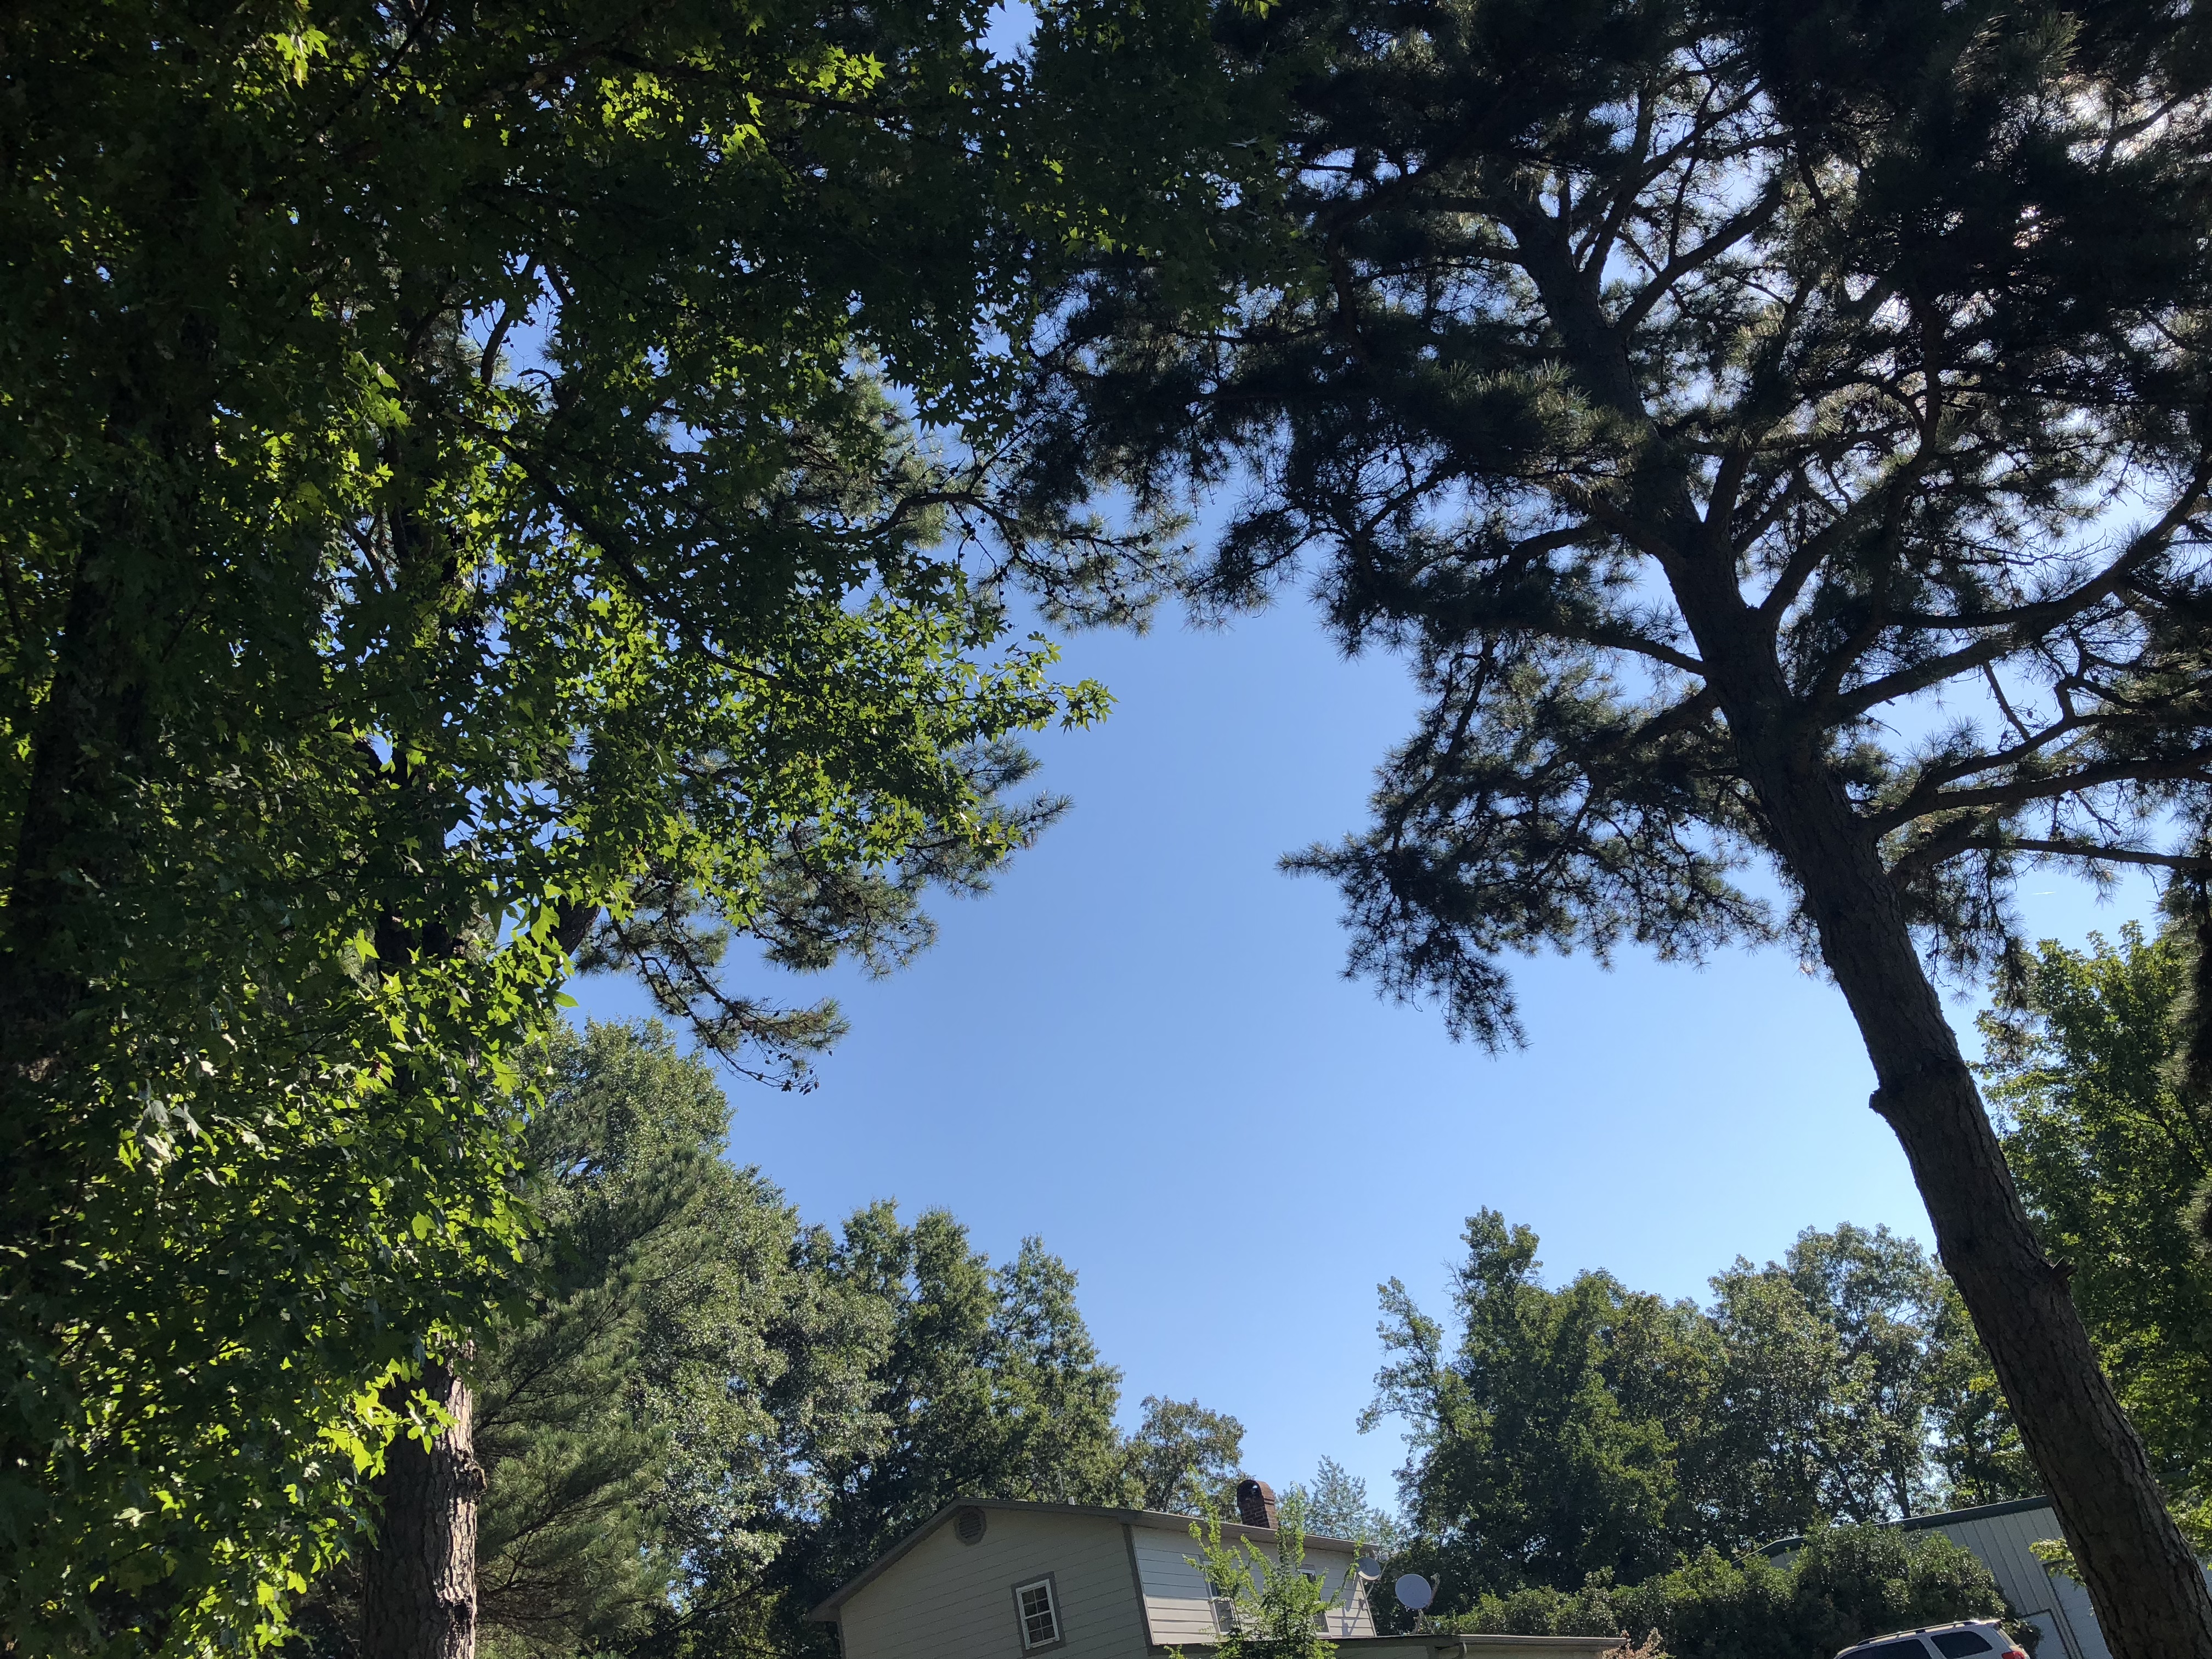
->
(1836, 1621), (2029, 1659)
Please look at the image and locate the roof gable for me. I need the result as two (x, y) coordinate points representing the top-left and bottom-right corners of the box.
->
(806, 1498), (1369, 1622)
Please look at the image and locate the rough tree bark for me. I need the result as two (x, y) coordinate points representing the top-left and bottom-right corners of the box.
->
(1681, 585), (2212, 1659)
(1502, 212), (2212, 1654)
(361, 1362), (485, 1659)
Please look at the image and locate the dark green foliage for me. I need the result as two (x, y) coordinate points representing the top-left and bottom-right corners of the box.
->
(1126, 1397), (1249, 1515)
(1979, 924), (2212, 1499)
(284, 1021), (1186, 1659)
(284, 1020), (898, 1659)
(1702, 1226), (2032, 1533)
(473, 1022), (889, 1659)
(760, 1208), (1137, 1645)
(1370, 1213), (2027, 1606)
(1, 2), (1125, 1645)
(1369, 1212), (1709, 1593)
(1445, 1525), (2008, 1659)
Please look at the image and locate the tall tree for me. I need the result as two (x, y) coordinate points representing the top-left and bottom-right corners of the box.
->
(1125, 1397), (1249, 1515)
(760, 1207), (1136, 1651)
(282, 1019), (901, 1659)
(294, 1024), (1256, 1659)
(1979, 922), (2212, 1504)
(1019, 0), (2212, 1647)
(466, 1020), (877, 1659)
(1282, 1458), (1405, 1553)
(1, 3), (1111, 1651)
(1699, 1224), (2028, 1542)
(1366, 1210), (1716, 1596)
(1367, 1213), (2020, 1604)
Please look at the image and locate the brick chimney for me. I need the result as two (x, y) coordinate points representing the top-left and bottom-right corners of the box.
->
(1235, 1479), (1278, 1530)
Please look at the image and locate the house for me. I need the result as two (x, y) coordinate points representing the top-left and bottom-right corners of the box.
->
(808, 1486), (1628, 1659)
(1763, 1497), (2129, 1659)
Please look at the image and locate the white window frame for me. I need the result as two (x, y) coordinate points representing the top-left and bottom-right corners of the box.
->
(1210, 1593), (1239, 1635)
(1011, 1573), (1064, 1653)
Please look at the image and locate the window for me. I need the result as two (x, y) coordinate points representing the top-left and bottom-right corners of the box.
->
(1932, 1634), (1995, 1657)
(1851, 1643), (1932, 1659)
(1012, 1576), (1062, 1652)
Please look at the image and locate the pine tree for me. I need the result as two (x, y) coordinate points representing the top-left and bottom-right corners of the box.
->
(1018, 0), (2212, 1647)
(764, 1207), (1137, 1644)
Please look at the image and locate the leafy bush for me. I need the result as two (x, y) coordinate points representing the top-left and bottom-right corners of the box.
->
(1170, 1499), (1339, 1659)
(1441, 1524), (2008, 1658)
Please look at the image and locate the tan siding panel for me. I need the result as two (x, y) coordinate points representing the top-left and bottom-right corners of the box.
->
(838, 1511), (1152, 1659)
(1128, 1532), (1375, 1646)
(1131, 1533), (1217, 1647)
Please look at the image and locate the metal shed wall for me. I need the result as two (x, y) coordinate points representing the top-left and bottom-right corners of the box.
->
(1903, 1502), (2107, 1659)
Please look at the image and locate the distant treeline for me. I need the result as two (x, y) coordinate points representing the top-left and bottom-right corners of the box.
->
(1370, 918), (2212, 1651)
(295, 914), (2211, 1659)
(290, 1020), (1253, 1659)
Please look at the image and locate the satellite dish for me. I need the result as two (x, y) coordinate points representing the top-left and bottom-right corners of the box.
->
(1356, 1555), (1382, 1582)
(1394, 1573), (1434, 1612)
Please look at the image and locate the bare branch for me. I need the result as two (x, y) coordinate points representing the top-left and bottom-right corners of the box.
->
(1616, 176), (1788, 335)
(1830, 463), (2212, 720)
(1871, 748), (2212, 831)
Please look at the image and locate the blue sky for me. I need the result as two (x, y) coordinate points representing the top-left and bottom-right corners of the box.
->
(566, 594), (2160, 1516)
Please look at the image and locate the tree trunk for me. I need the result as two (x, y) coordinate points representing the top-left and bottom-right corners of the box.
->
(361, 1363), (485, 1659)
(1527, 196), (2212, 1657)
(1701, 643), (2212, 1659)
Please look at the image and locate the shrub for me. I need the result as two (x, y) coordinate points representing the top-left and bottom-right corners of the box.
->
(1443, 1524), (2008, 1659)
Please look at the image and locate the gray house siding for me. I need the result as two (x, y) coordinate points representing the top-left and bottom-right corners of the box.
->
(836, 1509), (1150, 1659)
(1898, 1500), (2108, 1659)
(814, 1500), (1600, 1658)
(1130, 1527), (1376, 1646)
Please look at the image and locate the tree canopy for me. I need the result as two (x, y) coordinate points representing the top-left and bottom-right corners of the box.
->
(276, 1020), (1251, 1659)
(1014, 0), (2212, 1646)
(1367, 1211), (2027, 1606)
(1, 3), (1115, 1650)
(1126, 1397), (1251, 1516)
(1979, 921), (2212, 1517)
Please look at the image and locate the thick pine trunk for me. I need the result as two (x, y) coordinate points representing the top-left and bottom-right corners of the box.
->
(1529, 210), (2212, 1657)
(361, 1364), (485, 1659)
(1706, 652), (2212, 1659)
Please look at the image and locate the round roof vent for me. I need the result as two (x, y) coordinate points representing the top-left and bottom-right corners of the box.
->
(954, 1506), (986, 1545)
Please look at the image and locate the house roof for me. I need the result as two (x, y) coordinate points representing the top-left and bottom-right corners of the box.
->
(805, 1497), (1370, 1622)
(1757, 1493), (2056, 1559)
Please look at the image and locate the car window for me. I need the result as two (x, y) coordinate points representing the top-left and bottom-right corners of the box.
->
(1932, 1634), (1994, 1657)
(1850, 1642), (1931, 1659)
